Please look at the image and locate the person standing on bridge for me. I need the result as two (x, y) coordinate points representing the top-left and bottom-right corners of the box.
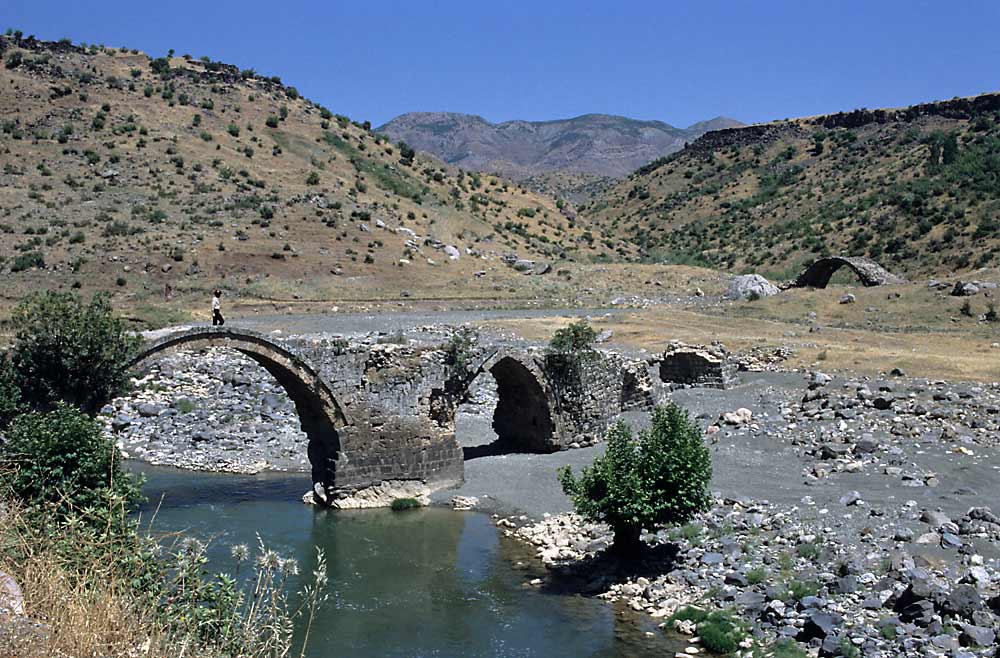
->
(212, 290), (225, 326)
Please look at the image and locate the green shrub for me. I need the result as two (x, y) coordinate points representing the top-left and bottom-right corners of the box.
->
(796, 542), (820, 560)
(840, 638), (861, 658)
(549, 320), (597, 352)
(698, 611), (744, 654)
(670, 608), (745, 655)
(444, 326), (478, 374)
(986, 303), (998, 322)
(771, 638), (809, 658)
(306, 171), (320, 185)
(746, 567), (768, 585)
(11, 291), (140, 413)
(783, 578), (820, 601)
(227, 122), (240, 137)
(265, 115), (279, 128)
(1, 405), (141, 516)
(558, 403), (712, 554)
(390, 497), (420, 511)
(668, 606), (709, 624)
(10, 250), (44, 272)
(0, 357), (23, 429)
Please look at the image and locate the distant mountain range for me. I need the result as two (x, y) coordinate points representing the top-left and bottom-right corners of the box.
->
(376, 112), (743, 180)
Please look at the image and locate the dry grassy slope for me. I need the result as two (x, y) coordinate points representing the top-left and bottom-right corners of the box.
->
(581, 93), (1000, 279)
(0, 36), (637, 325)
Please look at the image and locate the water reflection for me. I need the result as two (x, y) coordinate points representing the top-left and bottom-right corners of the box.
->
(133, 463), (682, 658)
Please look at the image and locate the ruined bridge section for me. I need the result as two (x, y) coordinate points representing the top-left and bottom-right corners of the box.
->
(791, 256), (905, 289)
(131, 327), (654, 505)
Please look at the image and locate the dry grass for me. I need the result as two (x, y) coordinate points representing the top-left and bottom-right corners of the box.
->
(0, 497), (325, 658)
(482, 282), (1000, 382)
(0, 502), (166, 658)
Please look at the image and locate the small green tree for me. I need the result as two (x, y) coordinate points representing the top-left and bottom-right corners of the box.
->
(558, 403), (712, 555)
(11, 291), (140, 413)
(549, 320), (597, 352)
(1, 404), (141, 516)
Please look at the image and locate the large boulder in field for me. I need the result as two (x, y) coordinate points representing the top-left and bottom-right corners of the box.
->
(726, 274), (780, 300)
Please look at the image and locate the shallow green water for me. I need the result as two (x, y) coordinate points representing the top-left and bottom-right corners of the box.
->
(135, 464), (682, 658)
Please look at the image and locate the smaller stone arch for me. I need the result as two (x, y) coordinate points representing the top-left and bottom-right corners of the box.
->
(792, 256), (905, 289)
(129, 327), (346, 489)
(458, 348), (562, 454)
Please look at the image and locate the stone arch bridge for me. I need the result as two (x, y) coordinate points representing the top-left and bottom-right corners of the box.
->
(791, 256), (905, 289)
(130, 327), (655, 506)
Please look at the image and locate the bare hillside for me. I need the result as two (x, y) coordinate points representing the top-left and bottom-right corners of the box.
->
(0, 35), (641, 323)
(581, 94), (1000, 278)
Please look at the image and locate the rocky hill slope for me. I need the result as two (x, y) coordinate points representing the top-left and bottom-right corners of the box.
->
(580, 93), (1000, 278)
(376, 112), (742, 183)
(0, 35), (642, 323)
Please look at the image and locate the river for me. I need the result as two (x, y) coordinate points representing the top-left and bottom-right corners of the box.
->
(134, 464), (686, 658)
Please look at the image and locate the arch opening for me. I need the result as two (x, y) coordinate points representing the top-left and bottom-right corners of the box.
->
(457, 356), (556, 460)
(800, 260), (856, 289)
(124, 330), (343, 487)
(620, 368), (649, 411)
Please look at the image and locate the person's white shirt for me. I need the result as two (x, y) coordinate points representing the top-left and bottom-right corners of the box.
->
(212, 296), (221, 311)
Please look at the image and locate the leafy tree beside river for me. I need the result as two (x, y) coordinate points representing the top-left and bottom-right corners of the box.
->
(0, 290), (325, 658)
(8, 290), (140, 413)
(559, 403), (713, 556)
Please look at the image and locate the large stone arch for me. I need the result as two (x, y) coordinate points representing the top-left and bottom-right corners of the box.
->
(457, 348), (561, 453)
(792, 256), (905, 289)
(129, 327), (346, 488)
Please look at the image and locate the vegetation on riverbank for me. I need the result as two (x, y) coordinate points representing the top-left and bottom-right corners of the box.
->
(0, 290), (326, 657)
(558, 403), (712, 555)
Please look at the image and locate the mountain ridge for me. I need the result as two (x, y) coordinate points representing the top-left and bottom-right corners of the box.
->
(376, 111), (744, 181)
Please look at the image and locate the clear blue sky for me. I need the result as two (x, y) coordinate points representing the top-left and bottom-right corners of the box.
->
(6, 1), (1000, 128)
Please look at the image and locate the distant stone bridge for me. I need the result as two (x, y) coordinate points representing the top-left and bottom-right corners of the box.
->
(130, 327), (656, 505)
(791, 256), (905, 289)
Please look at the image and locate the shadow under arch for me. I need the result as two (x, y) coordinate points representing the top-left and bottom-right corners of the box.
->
(129, 327), (345, 488)
(459, 351), (557, 459)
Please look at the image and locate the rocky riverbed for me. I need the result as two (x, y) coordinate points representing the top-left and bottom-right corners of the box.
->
(477, 368), (1000, 657)
(101, 347), (311, 473)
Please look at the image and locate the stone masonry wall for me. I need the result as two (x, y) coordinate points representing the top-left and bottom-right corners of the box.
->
(655, 343), (736, 389)
(542, 351), (654, 448)
(282, 337), (464, 498)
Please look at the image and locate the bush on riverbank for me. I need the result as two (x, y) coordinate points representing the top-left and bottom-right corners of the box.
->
(558, 403), (712, 555)
(9, 291), (140, 413)
(668, 607), (747, 654)
(0, 290), (326, 657)
(1, 405), (141, 519)
(0, 357), (22, 430)
(390, 497), (421, 511)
